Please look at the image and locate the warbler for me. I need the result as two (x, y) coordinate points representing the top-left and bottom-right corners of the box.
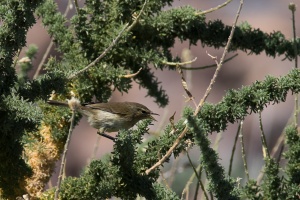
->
(48, 99), (158, 140)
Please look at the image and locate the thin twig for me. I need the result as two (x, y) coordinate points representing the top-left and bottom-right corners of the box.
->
(98, 131), (116, 141)
(186, 152), (209, 200)
(181, 53), (238, 70)
(289, 3), (298, 69)
(165, 52), (198, 106)
(119, 67), (142, 78)
(271, 135), (285, 163)
(183, 49), (195, 107)
(68, 0), (148, 79)
(187, 152), (200, 181)
(194, 0), (243, 115)
(276, 143), (285, 164)
(177, 65), (197, 107)
(259, 111), (270, 159)
(126, 0), (148, 32)
(181, 163), (208, 200)
(293, 93), (298, 127)
(68, 23), (129, 79)
(163, 57), (197, 66)
(289, 3), (299, 127)
(270, 124), (286, 162)
(256, 108), (295, 183)
(54, 109), (76, 200)
(34, 0), (72, 79)
(33, 39), (54, 79)
(257, 126), (286, 184)
(160, 171), (171, 190)
(228, 121), (241, 176)
(239, 120), (249, 180)
(164, 54), (238, 70)
(145, 125), (188, 175)
(145, 0), (244, 175)
(195, 0), (233, 15)
(165, 154), (181, 187)
(256, 111), (271, 185)
(193, 180), (200, 200)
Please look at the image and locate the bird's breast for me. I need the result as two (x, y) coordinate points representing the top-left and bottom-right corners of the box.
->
(87, 110), (134, 132)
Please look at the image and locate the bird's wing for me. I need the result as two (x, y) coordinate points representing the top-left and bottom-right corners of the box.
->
(85, 102), (129, 115)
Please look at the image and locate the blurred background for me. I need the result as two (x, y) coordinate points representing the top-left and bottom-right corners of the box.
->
(21, 0), (300, 198)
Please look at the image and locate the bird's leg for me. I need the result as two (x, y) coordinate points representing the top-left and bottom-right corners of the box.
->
(97, 131), (116, 142)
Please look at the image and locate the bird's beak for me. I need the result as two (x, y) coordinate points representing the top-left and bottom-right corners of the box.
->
(149, 112), (159, 121)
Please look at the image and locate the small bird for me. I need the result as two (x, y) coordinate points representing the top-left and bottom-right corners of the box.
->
(47, 99), (159, 140)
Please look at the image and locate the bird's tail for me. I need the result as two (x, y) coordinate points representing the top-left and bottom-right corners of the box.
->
(47, 100), (69, 107)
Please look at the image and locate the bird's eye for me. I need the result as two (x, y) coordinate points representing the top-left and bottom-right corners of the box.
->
(141, 110), (148, 114)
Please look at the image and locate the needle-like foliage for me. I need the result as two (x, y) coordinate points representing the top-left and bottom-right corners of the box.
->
(0, 0), (300, 199)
